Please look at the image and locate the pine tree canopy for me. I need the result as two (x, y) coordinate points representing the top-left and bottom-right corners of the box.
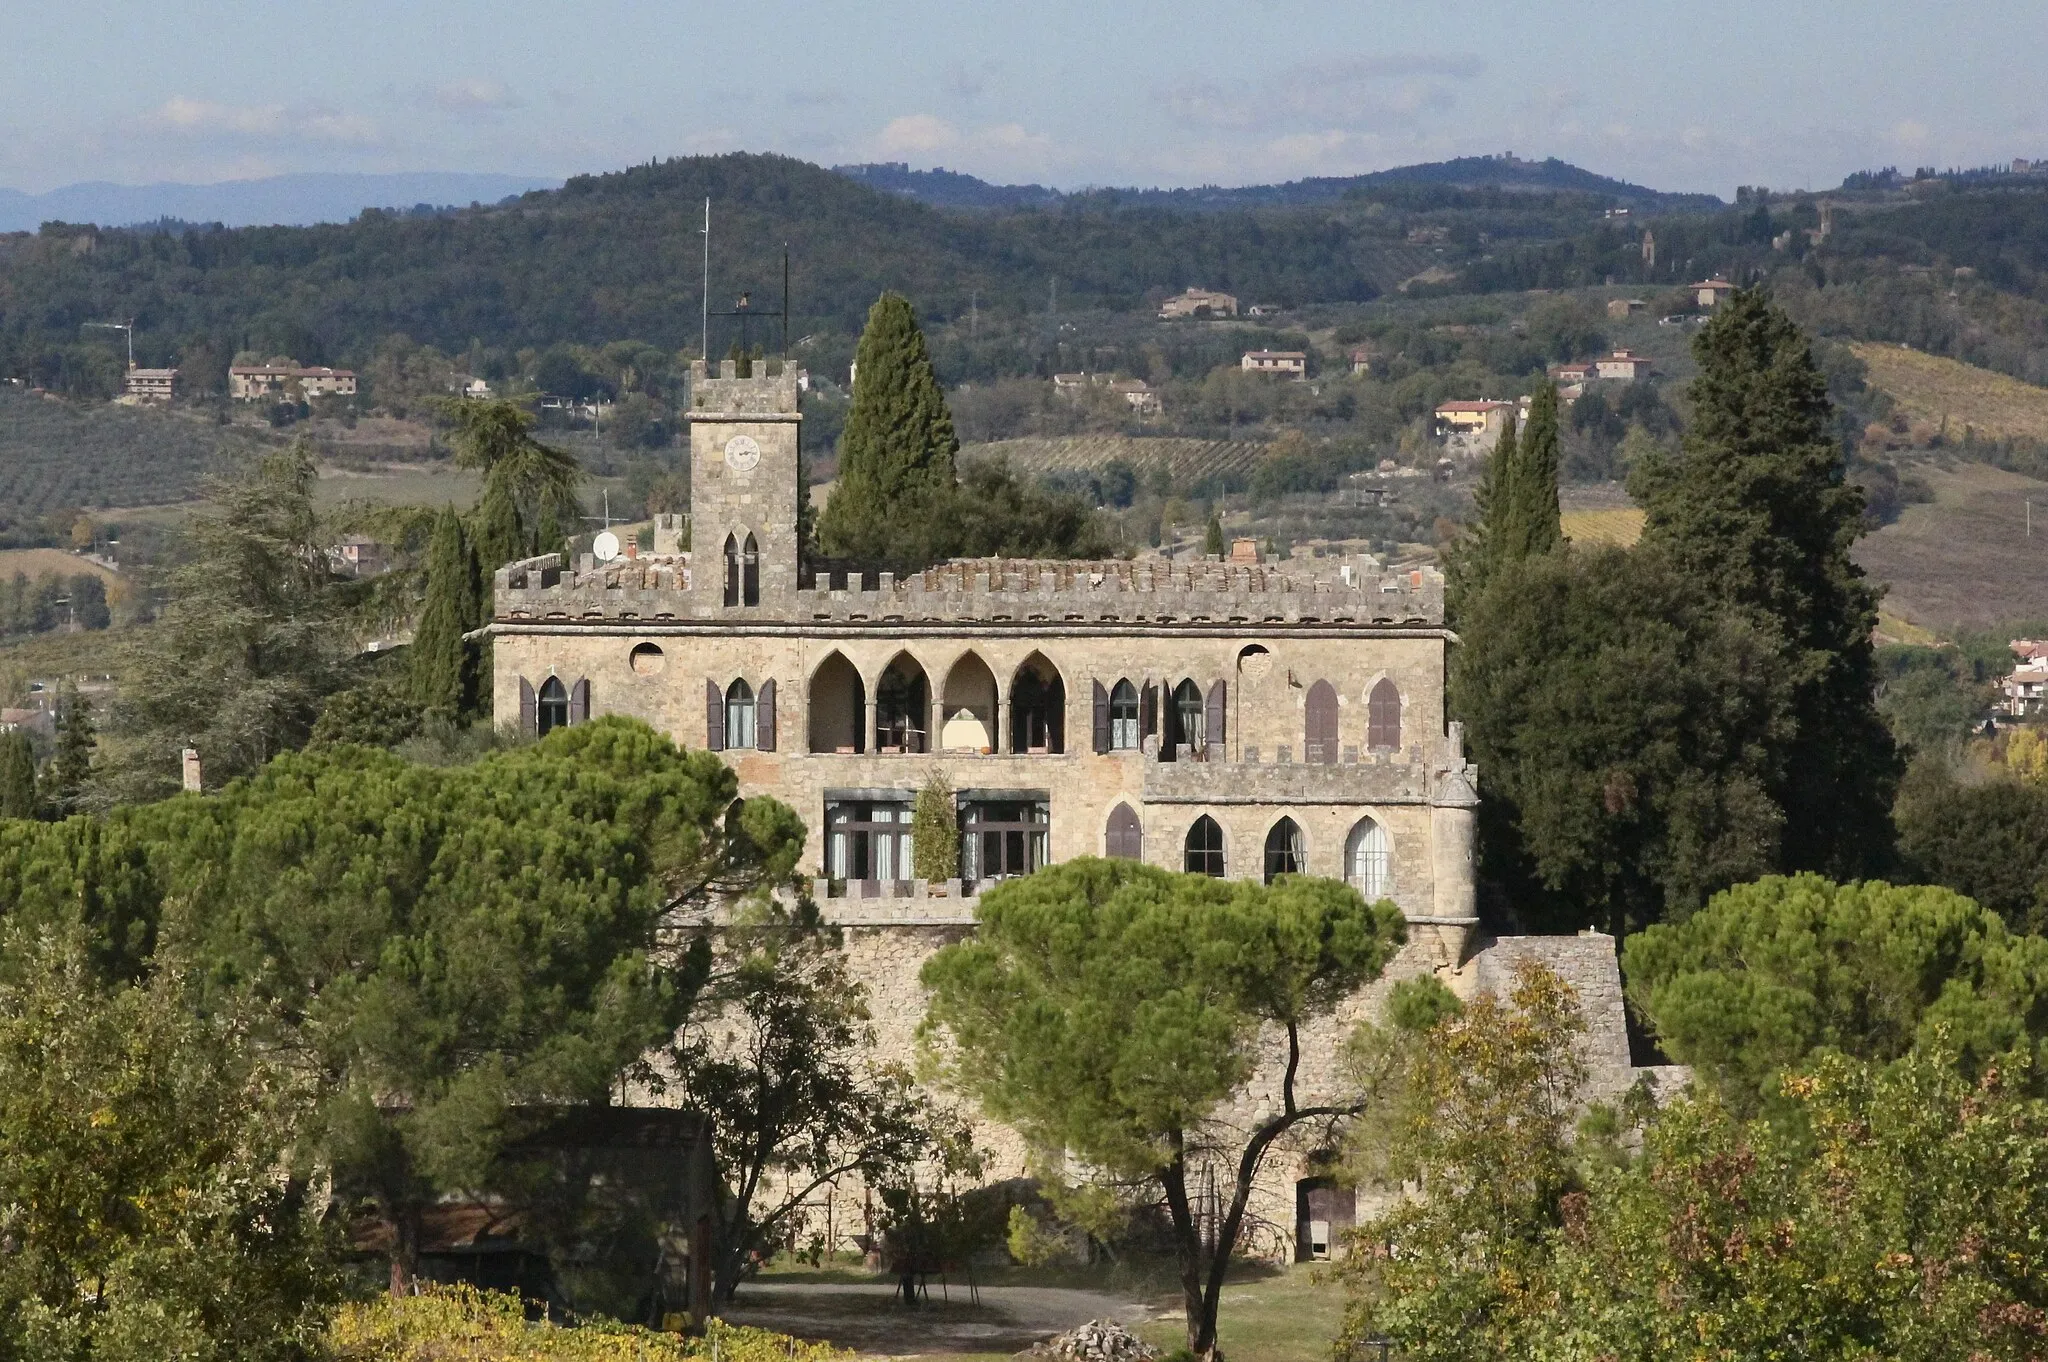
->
(818, 293), (959, 563)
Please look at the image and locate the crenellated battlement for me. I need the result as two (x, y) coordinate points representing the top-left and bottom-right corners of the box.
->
(494, 551), (1445, 626)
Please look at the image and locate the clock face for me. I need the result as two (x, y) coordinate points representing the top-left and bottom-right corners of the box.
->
(723, 435), (762, 473)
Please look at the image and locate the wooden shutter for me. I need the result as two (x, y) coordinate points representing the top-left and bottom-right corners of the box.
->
(1091, 680), (1110, 754)
(1140, 682), (1158, 740)
(1106, 803), (1143, 860)
(705, 679), (725, 751)
(569, 678), (589, 725)
(1305, 680), (1339, 764)
(756, 679), (776, 751)
(1205, 678), (1227, 756)
(1368, 678), (1401, 750)
(519, 677), (536, 738)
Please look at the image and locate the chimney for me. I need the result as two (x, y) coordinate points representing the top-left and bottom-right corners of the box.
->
(181, 747), (202, 793)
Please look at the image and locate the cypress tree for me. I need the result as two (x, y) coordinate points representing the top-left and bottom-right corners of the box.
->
(411, 508), (476, 717)
(1631, 288), (1897, 876)
(0, 733), (36, 820)
(1204, 514), (1226, 557)
(1508, 385), (1563, 560)
(1444, 414), (1517, 624)
(46, 684), (93, 815)
(471, 480), (523, 582)
(818, 293), (959, 564)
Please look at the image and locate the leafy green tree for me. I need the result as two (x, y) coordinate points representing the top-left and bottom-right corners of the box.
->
(818, 293), (959, 564)
(1506, 384), (1561, 562)
(0, 815), (160, 979)
(0, 928), (337, 1361)
(46, 684), (95, 817)
(1896, 762), (2048, 932)
(101, 443), (349, 803)
(1450, 545), (1792, 935)
(100, 717), (804, 1289)
(1547, 1047), (2048, 1362)
(1631, 289), (1899, 879)
(0, 732), (35, 820)
(409, 508), (479, 717)
(1622, 873), (2048, 1112)
(308, 678), (425, 751)
(1443, 414), (1517, 623)
(920, 859), (1405, 1360)
(667, 942), (945, 1302)
(1337, 961), (1586, 1362)
(911, 770), (959, 883)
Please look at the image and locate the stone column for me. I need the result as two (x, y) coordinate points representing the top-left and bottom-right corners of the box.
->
(996, 699), (1011, 754)
(863, 700), (879, 754)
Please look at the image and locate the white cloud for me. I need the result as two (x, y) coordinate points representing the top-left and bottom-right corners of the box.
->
(138, 97), (380, 145)
(1160, 54), (1474, 133)
(431, 79), (523, 113)
(875, 113), (961, 157)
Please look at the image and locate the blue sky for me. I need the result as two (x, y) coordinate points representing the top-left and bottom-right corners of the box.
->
(4, 0), (2042, 195)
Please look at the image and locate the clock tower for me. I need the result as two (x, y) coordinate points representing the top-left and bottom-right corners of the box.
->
(684, 357), (803, 614)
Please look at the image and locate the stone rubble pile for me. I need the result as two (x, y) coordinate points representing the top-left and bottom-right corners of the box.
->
(1030, 1318), (1161, 1362)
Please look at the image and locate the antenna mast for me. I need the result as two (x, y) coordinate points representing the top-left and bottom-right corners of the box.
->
(781, 244), (790, 358)
(700, 198), (711, 360)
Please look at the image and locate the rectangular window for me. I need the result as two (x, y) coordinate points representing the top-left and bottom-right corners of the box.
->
(960, 799), (1050, 887)
(825, 801), (913, 886)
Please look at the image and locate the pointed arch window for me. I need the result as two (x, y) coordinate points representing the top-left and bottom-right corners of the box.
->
(1109, 680), (1140, 750)
(1367, 678), (1402, 751)
(1263, 817), (1304, 883)
(1347, 818), (1392, 900)
(1168, 678), (1205, 757)
(537, 676), (569, 736)
(725, 679), (756, 749)
(1184, 815), (1225, 877)
(742, 533), (760, 606)
(722, 534), (741, 607)
(1105, 803), (1143, 859)
(1305, 680), (1339, 764)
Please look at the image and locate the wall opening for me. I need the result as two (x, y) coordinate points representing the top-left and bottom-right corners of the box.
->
(940, 652), (997, 752)
(807, 652), (865, 754)
(876, 653), (930, 753)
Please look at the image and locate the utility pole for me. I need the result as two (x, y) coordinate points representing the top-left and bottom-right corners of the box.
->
(84, 320), (134, 371)
(700, 198), (711, 361)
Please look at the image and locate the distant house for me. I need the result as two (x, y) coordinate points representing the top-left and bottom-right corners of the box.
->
(1593, 349), (1654, 381)
(1159, 287), (1239, 319)
(1348, 346), (1379, 376)
(1241, 350), (1306, 378)
(1108, 377), (1161, 414)
(2014, 639), (2048, 663)
(1692, 279), (1736, 308)
(230, 363), (358, 400)
(1051, 372), (1092, 396)
(330, 538), (386, 579)
(2005, 660), (2048, 717)
(460, 377), (492, 400)
(1549, 361), (1595, 384)
(1245, 304), (1283, 318)
(1606, 298), (1648, 320)
(1435, 399), (1518, 454)
(124, 367), (177, 401)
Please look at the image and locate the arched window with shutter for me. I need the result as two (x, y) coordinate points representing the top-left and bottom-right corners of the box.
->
(1305, 680), (1339, 764)
(537, 677), (569, 735)
(1110, 680), (1140, 750)
(1105, 803), (1143, 859)
(725, 679), (756, 749)
(1367, 678), (1402, 751)
(756, 679), (776, 751)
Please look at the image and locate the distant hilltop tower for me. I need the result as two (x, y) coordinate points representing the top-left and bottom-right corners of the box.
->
(1641, 229), (1656, 270)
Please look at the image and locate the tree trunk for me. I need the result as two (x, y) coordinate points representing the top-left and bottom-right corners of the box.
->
(1157, 1140), (1223, 1359)
(388, 1205), (422, 1298)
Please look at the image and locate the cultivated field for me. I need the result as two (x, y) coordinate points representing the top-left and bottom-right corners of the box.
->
(966, 435), (1270, 484)
(1560, 506), (1645, 547)
(1854, 459), (2048, 632)
(1851, 342), (2048, 443)
(0, 548), (121, 585)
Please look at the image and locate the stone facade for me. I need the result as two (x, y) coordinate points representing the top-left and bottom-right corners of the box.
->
(488, 360), (1663, 1261)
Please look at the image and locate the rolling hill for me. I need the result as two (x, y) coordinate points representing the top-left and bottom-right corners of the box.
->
(0, 172), (561, 233)
(1850, 342), (2048, 443)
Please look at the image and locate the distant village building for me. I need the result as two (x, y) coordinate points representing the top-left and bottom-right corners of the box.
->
(1158, 287), (1239, 319)
(2005, 661), (2048, 717)
(330, 538), (387, 579)
(1052, 372), (1161, 413)
(123, 367), (177, 401)
(1692, 279), (1736, 308)
(1348, 346), (1378, 376)
(230, 363), (359, 400)
(460, 377), (493, 400)
(1241, 350), (1306, 378)
(1593, 349), (1654, 381)
(1245, 304), (1283, 318)
(1549, 361), (1595, 384)
(1605, 298), (1648, 320)
(1435, 399), (1517, 455)
(1109, 378), (1161, 414)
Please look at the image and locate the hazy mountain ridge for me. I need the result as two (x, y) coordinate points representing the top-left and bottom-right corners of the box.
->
(833, 155), (1726, 213)
(0, 172), (561, 232)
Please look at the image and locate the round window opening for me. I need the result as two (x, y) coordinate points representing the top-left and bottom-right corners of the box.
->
(629, 642), (666, 675)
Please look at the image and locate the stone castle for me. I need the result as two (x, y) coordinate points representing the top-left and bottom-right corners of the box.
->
(487, 359), (1668, 1260)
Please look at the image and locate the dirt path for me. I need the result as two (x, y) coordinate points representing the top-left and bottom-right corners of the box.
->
(721, 1279), (1153, 1355)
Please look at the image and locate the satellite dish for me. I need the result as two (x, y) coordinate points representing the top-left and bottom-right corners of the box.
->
(592, 531), (621, 562)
